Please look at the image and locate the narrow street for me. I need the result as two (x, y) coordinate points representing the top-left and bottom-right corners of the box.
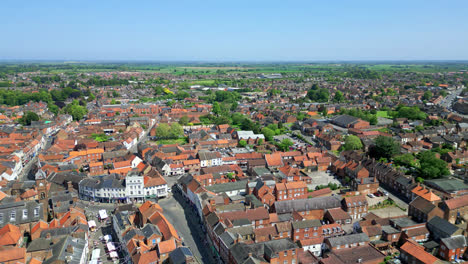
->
(158, 188), (218, 264)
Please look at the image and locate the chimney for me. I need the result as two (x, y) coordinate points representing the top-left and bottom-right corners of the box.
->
(67, 181), (73, 191)
(361, 178), (364, 184)
(67, 244), (74, 254)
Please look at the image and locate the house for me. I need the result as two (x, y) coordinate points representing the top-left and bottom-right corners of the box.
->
(291, 219), (322, 241)
(332, 115), (370, 129)
(198, 151), (222, 168)
(320, 244), (385, 264)
(0, 224), (23, 247)
(228, 238), (300, 264)
(324, 233), (370, 251)
(274, 181), (308, 201)
(439, 235), (467, 262)
(341, 195), (368, 220)
(298, 237), (323, 257)
(324, 208), (352, 225)
(400, 240), (441, 264)
(408, 196), (444, 223)
(440, 194), (468, 224)
(427, 216), (462, 242)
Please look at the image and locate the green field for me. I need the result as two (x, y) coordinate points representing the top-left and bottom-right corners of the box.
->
(376, 111), (390, 118)
(155, 138), (188, 145)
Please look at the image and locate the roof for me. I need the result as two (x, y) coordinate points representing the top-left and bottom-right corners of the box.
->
(274, 196), (342, 214)
(441, 235), (467, 250)
(326, 208), (351, 221)
(292, 219), (322, 229)
(321, 245), (385, 264)
(425, 178), (468, 194)
(157, 238), (177, 254)
(0, 224), (21, 246)
(427, 216), (460, 238)
(400, 240), (439, 264)
(444, 194), (468, 210)
(409, 196), (439, 214)
(411, 184), (441, 202)
(326, 233), (369, 248)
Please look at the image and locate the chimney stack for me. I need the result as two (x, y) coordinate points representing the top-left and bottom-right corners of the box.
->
(67, 245), (74, 254)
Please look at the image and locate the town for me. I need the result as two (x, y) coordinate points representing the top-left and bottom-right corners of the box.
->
(0, 62), (466, 264)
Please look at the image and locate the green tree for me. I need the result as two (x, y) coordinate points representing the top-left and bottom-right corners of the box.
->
(423, 91), (433, 100)
(169, 123), (183, 139)
(239, 139), (247, 147)
(261, 127), (276, 141)
(394, 153), (416, 167)
(212, 102), (221, 115)
(179, 116), (189, 126)
(156, 123), (170, 139)
(278, 138), (294, 151)
(369, 136), (400, 159)
(19, 111), (39, 126)
(175, 91), (190, 100)
(64, 100), (87, 121)
(343, 135), (363, 151)
(333, 91), (344, 102)
(230, 101), (238, 111)
(257, 138), (264, 145)
(418, 151), (450, 179)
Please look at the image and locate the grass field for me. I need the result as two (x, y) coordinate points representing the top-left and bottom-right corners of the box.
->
(155, 138), (188, 145)
(376, 111), (390, 118)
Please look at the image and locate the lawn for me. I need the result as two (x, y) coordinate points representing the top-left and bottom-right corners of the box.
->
(376, 111), (390, 118)
(155, 138), (188, 145)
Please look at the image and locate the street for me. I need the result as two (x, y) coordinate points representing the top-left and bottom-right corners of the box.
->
(158, 187), (218, 264)
(378, 186), (409, 210)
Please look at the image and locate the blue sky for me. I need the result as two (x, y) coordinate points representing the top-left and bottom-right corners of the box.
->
(1, 0), (467, 61)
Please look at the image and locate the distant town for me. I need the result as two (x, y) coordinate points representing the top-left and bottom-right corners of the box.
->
(0, 62), (467, 264)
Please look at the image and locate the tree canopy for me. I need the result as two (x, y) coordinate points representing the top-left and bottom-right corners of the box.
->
(343, 135), (363, 151)
(19, 111), (39, 126)
(369, 136), (400, 160)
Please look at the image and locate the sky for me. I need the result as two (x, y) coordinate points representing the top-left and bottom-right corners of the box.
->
(1, 0), (467, 61)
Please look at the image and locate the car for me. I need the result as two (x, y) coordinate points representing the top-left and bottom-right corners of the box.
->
(367, 193), (375, 198)
(382, 191), (389, 196)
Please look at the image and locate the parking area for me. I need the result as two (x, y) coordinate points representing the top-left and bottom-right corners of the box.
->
(370, 206), (407, 218)
(305, 171), (341, 189)
(366, 195), (387, 207)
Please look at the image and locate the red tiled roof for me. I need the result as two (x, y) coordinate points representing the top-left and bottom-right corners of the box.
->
(400, 240), (439, 264)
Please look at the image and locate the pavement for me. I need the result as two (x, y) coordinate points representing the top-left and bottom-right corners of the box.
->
(305, 171), (341, 189)
(85, 210), (120, 264)
(370, 206), (407, 218)
(158, 187), (219, 264)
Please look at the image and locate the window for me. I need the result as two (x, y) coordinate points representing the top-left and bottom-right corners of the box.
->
(284, 251), (288, 256)
(10, 211), (16, 221)
(304, 228), (309, 232)
(0, 213), (3, 222)
(152, 239), (156, 244)
(22, 209), (28, 219)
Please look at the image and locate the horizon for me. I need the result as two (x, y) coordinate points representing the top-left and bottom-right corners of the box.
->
(2, 0), (468, 61)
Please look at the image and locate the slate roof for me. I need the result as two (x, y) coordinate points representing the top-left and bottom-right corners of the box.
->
(292, 219), (322, 229)
(441, 235), (467, 250)
(427, 216), (460, 239)
(274, 196), (342, 214)
(326, 233), (370, 248)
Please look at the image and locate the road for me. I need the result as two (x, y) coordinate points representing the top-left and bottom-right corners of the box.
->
(158, 187), (218, 264)
(378, 186), (409, 210)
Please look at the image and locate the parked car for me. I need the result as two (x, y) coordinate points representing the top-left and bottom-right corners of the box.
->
(367, 193), (375, 198)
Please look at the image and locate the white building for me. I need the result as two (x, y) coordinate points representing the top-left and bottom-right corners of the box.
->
(198, 151), (222, 168)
